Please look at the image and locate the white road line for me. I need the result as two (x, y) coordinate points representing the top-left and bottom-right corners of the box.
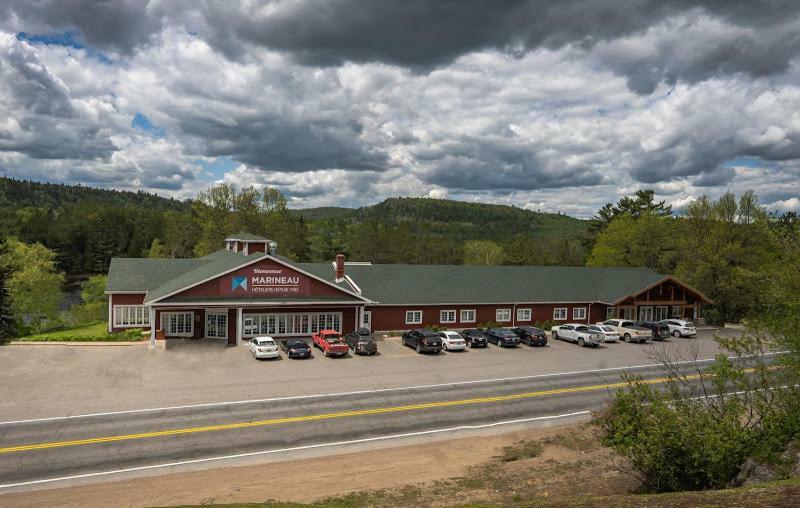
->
(0, 410), (592, 490)
(0, 352), (783, 426)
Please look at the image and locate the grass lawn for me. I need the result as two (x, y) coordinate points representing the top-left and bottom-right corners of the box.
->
(16, 321), (145, 342)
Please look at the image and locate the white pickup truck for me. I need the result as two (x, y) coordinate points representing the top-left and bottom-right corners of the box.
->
(598, 319), (652, 343)
(551, 323), (604, 347)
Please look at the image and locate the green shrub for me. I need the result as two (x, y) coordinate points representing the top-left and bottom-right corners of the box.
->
(534, 319), (556, 330)
(478, 321), (501, 329)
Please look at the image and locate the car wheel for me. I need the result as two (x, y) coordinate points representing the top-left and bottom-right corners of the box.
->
(673, 330), (681, 337)
(416, 343), (422, 353)
(442, 342), (448, 351)
(578, 337), (585, 347)
(553, 332), (559, 341)
(624, 333), (631, 343)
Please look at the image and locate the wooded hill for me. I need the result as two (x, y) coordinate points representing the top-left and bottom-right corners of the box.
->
(0, 177), (590, 275)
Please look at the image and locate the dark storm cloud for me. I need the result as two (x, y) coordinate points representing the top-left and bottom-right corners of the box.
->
(415, 138), (604, 191)
(4, 1), (800, 94)
(178, 113), (388, 172)
(693, 166), (735, 187)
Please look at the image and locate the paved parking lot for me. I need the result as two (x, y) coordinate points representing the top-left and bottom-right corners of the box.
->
(0, 328), (735, 421)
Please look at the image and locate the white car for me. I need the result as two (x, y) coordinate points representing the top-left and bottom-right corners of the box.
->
(551, 323), (604, 347)
(588, 324), (619, 343)
(439, 330), (467, 351)
(248, 336), (280, 359)
(659, 319), (697, 338)
(598, 319), (651, 344)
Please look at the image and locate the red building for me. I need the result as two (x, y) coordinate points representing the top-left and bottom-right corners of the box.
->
(106, 233), (712, 345)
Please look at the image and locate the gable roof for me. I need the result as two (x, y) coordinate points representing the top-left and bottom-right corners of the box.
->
(322, 264), (670, 305)
(106, 258), (206, 293)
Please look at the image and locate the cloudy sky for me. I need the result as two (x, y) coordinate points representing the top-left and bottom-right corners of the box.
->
(1, 0), (799, 217)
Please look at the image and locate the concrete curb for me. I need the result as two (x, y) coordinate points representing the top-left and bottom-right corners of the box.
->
(5, 341), (147, 347)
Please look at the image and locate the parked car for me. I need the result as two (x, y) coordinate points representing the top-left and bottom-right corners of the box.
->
(461, 328), (488, 348)
(438, 330), (467, 351)
(401, 329), (443, 354)
(248, 336), (280, 359)
(598, 319), (652, 344)
(635, 321), (671, 341)
(345, 327), (378, 355)
(587, 324), (620, 343)
(511, 326), (548, 346)
(281, 339), (312, 359)
(658, 319), (697, 338)
(551, 324), (604, 347)
(312, 329), (350, 357)
(485, 328), (520, 347)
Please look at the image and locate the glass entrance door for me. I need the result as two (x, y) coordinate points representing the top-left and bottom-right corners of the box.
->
(638, 306), (654, 321)
(206, 311), (228, 339)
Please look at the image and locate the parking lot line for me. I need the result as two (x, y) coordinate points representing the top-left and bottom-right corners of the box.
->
(0, 371), (711, 455)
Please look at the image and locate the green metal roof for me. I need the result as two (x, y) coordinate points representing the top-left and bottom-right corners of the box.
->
(160, 295), (364, 304)
(327, 264), (666, 305)
(225, 232), (271, 241)
(109, 251), (670, 306)
(106, 258), (206, 293)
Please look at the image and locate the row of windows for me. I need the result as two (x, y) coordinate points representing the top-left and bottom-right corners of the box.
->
(606, 305), (683, 321)
(113, 305), (150, 327)
(243, 312), (342, 337)
(404, 307), (588, 325)
(162, 312), (193, 337)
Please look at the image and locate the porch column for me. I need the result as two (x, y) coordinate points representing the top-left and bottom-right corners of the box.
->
(149, 307), (157, 351)
(236, 308), (243, 345)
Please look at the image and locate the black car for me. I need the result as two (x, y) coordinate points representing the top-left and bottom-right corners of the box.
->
(635, 321), (671, 341)
(511, 326), (548, 346)
(401, 329), (443, 354)
(485, 328), (520, 347)
(345, 327), (378, 355)
(461, 328), (488, 348)
(281, 339), (312, 359)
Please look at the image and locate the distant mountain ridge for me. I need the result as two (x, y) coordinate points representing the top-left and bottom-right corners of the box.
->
(295, 197), (587, 242)
(0, 177), (190, 211)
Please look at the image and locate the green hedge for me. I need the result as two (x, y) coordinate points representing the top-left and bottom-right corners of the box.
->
(17, 322), (145, 342)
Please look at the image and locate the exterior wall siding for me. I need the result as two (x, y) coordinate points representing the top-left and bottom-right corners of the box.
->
(109, 293), (149, 333)
(367, 303), (597, 332)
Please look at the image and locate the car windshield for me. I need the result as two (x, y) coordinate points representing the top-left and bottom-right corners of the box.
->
(445, 332), (462, 339)
(601, 326), (615, 332)
(257, 339), (274, 346)
(576, 326), (589, 331)
(287, 341), (305, 347)
(588, 326), (600, 332)
(325, 336), (342, 342)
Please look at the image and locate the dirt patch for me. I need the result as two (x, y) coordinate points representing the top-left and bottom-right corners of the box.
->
(0, 423), (641, 508)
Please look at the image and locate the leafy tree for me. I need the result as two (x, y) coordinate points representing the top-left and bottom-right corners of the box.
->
(147, 239), (168, 258)
(0, 239), (65, 333)
(676, 191), (776, 324)
(589, 189), (673, 239)
(0, 238), (14, 341)
(587, 212), (681, 274)
(70, 274), (109, 323)
(463, 240), (505, 266)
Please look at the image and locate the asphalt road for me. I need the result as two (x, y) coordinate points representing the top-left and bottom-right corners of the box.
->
(0, 359), (715, 490)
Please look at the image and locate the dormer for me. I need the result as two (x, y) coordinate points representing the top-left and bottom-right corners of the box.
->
(224, 233), (277, 256)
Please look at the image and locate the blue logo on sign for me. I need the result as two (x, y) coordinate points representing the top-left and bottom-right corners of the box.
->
(231, 276), (247, 291)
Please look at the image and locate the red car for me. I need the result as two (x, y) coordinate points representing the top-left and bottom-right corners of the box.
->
(312, 330), (349, 357)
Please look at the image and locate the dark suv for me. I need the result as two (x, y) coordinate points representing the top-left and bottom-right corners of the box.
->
(511, 326), (548, 346)
(461, 328), (488, 348)
(401, 329), (443, 354)
(635, 321), (671, 341)
(345, 327), (378, 355)
(485, 328), (520, 347)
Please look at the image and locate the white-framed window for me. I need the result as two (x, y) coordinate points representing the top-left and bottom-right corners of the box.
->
(161, 312), (193, 337)
(243, 312), (342, 337)
(460, 309), (476, 323)
(496, 308), (511, 322)
(440, 309), (456, 323)
(205, 311), (228, 339)
(672, 305), (682, 318)
(573, 307), (587, 320)
(405, 310), (423, 325)
(113, 305), (150, 327)
(553, 307), (567, 320)
(655, 306), (669, 321)
(606, 306), (615, 319)
(621, 308), (633, 320)
(516, 308), (532, 321)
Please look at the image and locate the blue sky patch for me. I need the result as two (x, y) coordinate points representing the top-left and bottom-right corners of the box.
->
(17, 30), (112, 64)
(132, 112), (166, 138)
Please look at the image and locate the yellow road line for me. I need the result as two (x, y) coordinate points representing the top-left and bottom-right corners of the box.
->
(0, 372), (706, 455)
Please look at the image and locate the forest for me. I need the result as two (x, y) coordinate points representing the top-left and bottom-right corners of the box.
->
(0, 176), (798, 337)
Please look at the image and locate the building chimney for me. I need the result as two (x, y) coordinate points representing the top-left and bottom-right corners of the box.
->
(335, 254), (345, 280)
(268, 241), (278, 256)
